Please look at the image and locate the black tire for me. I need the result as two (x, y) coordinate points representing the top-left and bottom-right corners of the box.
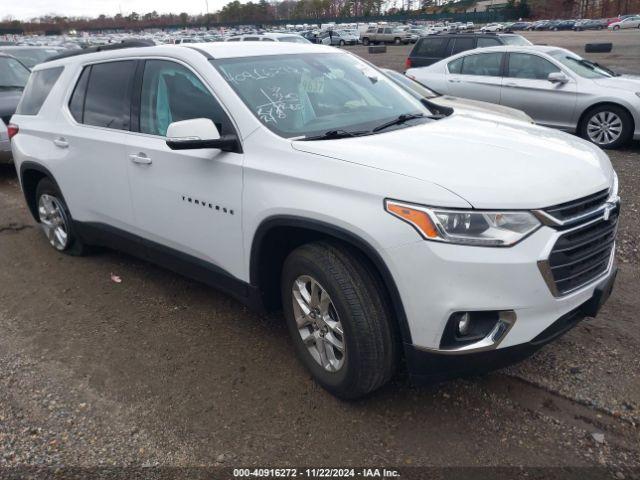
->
(339, 39), (345, 46)
(362, 37), (370, 46)
(579, 104), (634, 149)
(613, 25), (620, 30)
(35, 177), (87, 255)
(394, 37), (401, 45)
(281, 241), (397, 399)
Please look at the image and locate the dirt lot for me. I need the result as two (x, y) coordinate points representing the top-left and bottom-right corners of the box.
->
(0, 31), (639, 474)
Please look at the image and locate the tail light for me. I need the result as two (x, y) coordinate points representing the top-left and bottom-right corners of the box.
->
(7, 123), (18, 140)
(404, 58), (412, 70)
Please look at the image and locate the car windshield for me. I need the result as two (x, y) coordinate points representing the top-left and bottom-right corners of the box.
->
(549, 50), (613, 78)
(0, 48), (60, 68)
(0, 57), (30, 88)
(213, 53), (431, 138)
(500, 35), (532, 46)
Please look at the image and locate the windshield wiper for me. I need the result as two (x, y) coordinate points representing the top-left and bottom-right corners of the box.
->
(301, 129), (370, 141)
(371, 113), (426, 133)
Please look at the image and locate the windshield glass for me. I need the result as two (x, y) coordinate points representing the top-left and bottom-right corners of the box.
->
(213, 53), (430, 138)
(500, 35), (532, 46)
(549, 50), (612, 78)
(0, 57), (30, 88)
(0, 48), (60, 68)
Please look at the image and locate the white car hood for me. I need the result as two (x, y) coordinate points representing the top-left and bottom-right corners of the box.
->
(593, 75), (640, 92)
(292, 113), (613, 209)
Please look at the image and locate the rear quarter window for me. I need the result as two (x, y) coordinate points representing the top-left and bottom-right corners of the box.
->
(15, 66), (64, 115)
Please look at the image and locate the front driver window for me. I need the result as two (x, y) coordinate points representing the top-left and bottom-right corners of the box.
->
(140, 60), (228, 137)
(508, 53), (560, 80)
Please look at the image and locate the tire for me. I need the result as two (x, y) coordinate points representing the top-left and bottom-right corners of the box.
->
(362, 37), (370, 46)
(614, 25), (620, 30)
(35, 177), (87, 255)
(339, 39), (345, 46)
(579, 104), (633, 149)
(553, 27), (558, 31)
(394, 37), (401, 45)
(281, 241), (397, 399)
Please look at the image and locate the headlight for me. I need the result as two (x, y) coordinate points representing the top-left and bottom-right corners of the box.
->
(610, 170), (619, 199)
(385, 200), (541, 247)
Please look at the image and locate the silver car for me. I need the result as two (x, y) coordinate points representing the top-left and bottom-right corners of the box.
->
(407, 45), (640, 148)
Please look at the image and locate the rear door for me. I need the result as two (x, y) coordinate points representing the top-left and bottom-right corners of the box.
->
(409, 36), (450, 67)
(445, 51), (504, 103)
(61, 60), (137, 228)
(500, 52), (577, 128)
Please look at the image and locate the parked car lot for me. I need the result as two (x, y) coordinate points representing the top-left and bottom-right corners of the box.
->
(0, 29), (638, 469)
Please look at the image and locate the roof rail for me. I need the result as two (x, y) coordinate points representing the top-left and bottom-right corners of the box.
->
(45, 39), (155, 63)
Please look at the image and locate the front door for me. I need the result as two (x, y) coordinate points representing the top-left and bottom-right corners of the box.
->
(125, 59), (244, 279)
(500, 52), (577, 129)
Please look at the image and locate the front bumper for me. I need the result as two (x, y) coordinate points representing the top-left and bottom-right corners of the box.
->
(404, 267), (617, 383)
(383, 203), (618, 372)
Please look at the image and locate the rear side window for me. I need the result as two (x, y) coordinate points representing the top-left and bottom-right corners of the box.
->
(450, 37), (475, 55)
(15, 67), (63, 115)
(460, 53), (503, 76)
(82, 61), (135, 130)
(414, 37), (448, 57)
(68, 67), (90, 122)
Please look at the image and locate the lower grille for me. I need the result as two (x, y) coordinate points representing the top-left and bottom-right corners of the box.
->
(546, 208), (618, 296)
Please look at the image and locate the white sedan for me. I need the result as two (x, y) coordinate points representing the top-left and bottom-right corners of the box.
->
(406, 44), (640, 148)
(481, 23), (504, 32)
(608, 16), (640, 29)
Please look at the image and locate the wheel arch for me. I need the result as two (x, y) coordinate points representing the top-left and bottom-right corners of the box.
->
(577, 101), (636, 137)
(18, 161), (60, 221)
(249, 216), (413, 345)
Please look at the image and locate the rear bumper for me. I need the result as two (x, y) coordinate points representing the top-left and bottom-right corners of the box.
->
(0, 139), (11, 163)
(405, 267), (617, 384)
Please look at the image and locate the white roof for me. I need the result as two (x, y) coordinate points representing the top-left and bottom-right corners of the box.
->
(34, 42), (341, 70)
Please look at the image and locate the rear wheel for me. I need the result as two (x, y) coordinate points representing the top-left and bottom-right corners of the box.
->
(580, 104), (633, 149)
(394, 37), (401, 45)
(281, 242), (397, 399)
(339, 39), (345, 46)
(35, 178), (86, 255)
(362, 37), (370, 46)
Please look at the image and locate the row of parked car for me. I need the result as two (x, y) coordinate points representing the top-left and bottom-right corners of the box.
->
(486, 15), (640, 31)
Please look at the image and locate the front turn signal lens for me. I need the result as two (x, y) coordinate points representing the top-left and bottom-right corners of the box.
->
(385, 201), (439, 239)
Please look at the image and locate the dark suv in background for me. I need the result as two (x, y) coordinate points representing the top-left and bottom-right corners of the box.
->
(405, 33), (531, 69)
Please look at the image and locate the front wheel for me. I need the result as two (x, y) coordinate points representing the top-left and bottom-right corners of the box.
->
(580, 105), (633, 149)
(394, 37), (401, 45)
(613, 25), (620, 30)
(35, 178), (87, 255)
(339, 39), (345, 46)
(281, 242), (397, 399)
(362, 37), (370, 46)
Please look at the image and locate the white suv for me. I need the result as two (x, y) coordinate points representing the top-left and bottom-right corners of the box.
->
(10, 42), (619, 399)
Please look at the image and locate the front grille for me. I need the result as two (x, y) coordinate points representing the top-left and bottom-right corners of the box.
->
(546, 206), (618, 295)
(543, 188), (609, 222)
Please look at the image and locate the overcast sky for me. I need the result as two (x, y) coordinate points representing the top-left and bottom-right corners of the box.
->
(7, 0), (232, 21)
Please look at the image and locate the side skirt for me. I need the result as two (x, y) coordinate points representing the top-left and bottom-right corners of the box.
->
(74, 222), (264, 311)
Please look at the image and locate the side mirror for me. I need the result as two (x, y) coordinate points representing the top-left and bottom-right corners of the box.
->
(548, 72), (569, 84)
(165, 118), (239, 152)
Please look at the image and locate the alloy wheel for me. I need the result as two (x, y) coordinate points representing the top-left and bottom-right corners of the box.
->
(587, 111), (623, 146)
(292, 275), (345, 372)
(38, 194), (69, 251)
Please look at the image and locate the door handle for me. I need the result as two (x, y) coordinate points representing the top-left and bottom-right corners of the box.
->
(129, 153), (152, 165)
(504, 82), (519, 88)
(53, 137), (69, 148)
(448, 78), (461, 83)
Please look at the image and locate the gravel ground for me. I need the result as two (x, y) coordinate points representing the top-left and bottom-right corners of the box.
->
(0, 31), (638, 474)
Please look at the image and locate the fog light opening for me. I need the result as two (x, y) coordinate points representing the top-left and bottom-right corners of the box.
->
(440, 310), (515, 350)
(457, 312), (471, 336)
